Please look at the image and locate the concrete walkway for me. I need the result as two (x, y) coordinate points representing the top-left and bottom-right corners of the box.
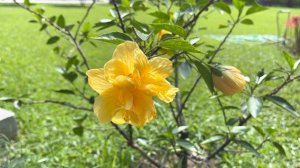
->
(0, 0), (109, 4)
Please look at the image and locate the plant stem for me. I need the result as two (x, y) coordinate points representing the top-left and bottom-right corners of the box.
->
(111, 0), (126, 33)
(74, 0), (96, 40)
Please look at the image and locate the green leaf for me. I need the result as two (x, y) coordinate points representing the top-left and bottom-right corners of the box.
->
(54, 89), (75, 95)
(151, 23), (186, 37)
(253, 126), (265, 137)
(57, 15), (66, 28)
(201, 135), (224, 144)
(172, 126), (188, 134)
(149, 11), (170, 20)
(241, 19), (254, 25)
(231, 126), (249, 134)
(232, 0), (245, 14)
(248, 96), (263, 118)
(47, 36), (60, 45)
(160, 38), (200, 53)
(179, 61), (191, 79)
(91, 32), (132, 44)
(73, 114), (88, 125)
(214, 2), (231, 15)
(177, 139), (197, 152)
(293, 59), (300, 70)
(283, 51), (295, 70)
(63, 72), (78, 83)
(234, 140), (260, 155)
(226, 117), (239, 126)
(131, 0), (148, 11)
(246, 4), (267, 16)
(24, 0), (30, 6)
(272, 142), (286, 156)
(133, 28), (151, 41)
(73, 126), (84, 136)
(131, 19), (149, 33)
(266, 96), (300, 117)
(193, 61), (214, 93)
(66, 56), (79, 70)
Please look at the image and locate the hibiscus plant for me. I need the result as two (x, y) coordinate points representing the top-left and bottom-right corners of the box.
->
(6, 0), (300, 167)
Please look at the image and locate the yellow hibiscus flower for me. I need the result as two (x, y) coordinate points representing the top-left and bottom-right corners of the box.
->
(212, 65), (247, 96)
(86, 41), (178, 127)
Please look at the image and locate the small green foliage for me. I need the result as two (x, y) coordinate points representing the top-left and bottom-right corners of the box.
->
(91, 32), (132, 44)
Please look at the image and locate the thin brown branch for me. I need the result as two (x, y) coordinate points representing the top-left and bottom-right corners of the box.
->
(111, 0), (126, 33)
(208, 19), (239, 63)
(183, 0), (215, 37)
(13, 0), (69, 35)
(205, 74), (300, 160)
(111, 123), (161, 167)
(21, 99), (92, 112)
(75, 0), (96, 40)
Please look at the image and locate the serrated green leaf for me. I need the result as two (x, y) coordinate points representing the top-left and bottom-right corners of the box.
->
(193, 61), (214, 93)
(201, 135), (224, 144)
(91, 32), (132, 44)
(241, 19), (254, 25)
(160, 38), (200, 53)
(47, 36), (60, 45)
(151, 23), (186, 37)
(266, 95), (300, 117)
(248, 96), (263, 118)
(234, 140), (260, 155)
(214, 2), (231, 15)
(272, 141), (286, 156)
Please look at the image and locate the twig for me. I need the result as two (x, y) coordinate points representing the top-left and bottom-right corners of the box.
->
(75, 0), (96, 40)
(13, 0), (91, 70)
(21, 99), (92, 112)
(205, 74), (300, 160)
(13, 0), (69, 35)
(111, 0), (126, 33)
(177, 75), (201, 119)
(111, 123), (161, 168)
(208, 19), (240, 63)
(183, 0), (215, 37)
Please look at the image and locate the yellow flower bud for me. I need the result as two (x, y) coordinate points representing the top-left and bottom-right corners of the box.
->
(158, 29), (172, 41)
(212, 65), (247, 96)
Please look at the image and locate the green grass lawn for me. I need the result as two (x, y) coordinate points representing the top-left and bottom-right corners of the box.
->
(0, 3), (300, 167)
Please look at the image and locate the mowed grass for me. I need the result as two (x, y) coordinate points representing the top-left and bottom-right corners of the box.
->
(0, 3), (300, 167)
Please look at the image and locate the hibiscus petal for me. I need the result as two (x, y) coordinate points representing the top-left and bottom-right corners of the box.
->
(94, 95), (119, 123)
(112, 41), (139, 73)
(149, 57), (173, 78)
(130, 91), (156, 126)
(86, 69), (112, 94)
(142, 75), (178, 103)
(104, 59), (132, 81)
